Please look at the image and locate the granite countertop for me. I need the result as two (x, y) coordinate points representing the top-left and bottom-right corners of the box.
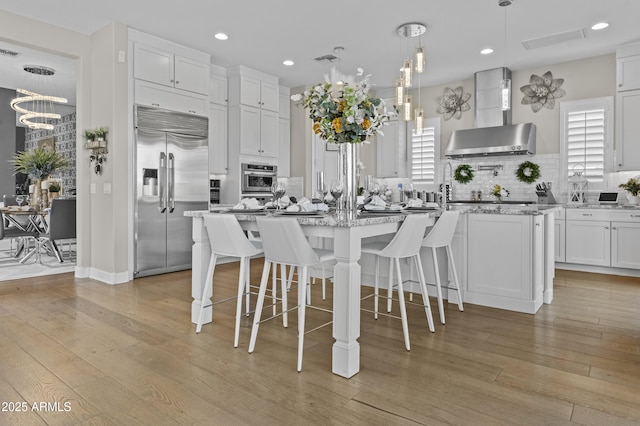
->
(185, 209), (441, 227)
(562, 203), (640, 210)
(448, 204), (560, 216)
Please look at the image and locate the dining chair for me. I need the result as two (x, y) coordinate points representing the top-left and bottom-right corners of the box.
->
(39, 198), (76, 262)
(196, 214), (283, 348)
(421, 210), (464, 324)
(248, 216), (335, 372)
(361, 214), (435, 351)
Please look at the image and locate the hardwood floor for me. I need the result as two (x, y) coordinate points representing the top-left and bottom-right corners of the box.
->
(1, 263), (639, 425)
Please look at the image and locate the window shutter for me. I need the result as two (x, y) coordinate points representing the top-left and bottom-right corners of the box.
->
(410, 118), (440, 183)
(566, 109), (605, 184)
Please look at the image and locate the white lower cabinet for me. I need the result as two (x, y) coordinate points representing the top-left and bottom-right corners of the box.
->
(564, 209), (640, 271)
(611, 221), (640, 269)
(565, 220), (610, 266)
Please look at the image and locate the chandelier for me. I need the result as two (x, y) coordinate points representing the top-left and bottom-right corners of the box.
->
(10, 65), (68, 130)
(395, 22), (427, 132)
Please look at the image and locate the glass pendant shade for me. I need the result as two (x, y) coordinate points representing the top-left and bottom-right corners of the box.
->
(395, 79), (405, 106)
(414, 108), (425, 134)
(402, 59), (413, 87)
(403, 95), (412, 122)
(500, 78), (511, 111)
(415, 47), (425, 74)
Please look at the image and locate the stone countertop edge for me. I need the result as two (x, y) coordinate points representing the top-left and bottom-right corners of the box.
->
(184, 210), (441, 227)
(448, 205), (561, 216)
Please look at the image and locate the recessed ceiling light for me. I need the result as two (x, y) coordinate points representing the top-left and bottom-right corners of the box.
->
(481, 48), (494, 55)
(591, 22), (609, 30)
(283, 59), (294, 66)
(214, 33), (229, 41)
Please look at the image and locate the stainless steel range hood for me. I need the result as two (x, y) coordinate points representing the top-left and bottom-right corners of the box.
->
(445, 122), (536, 158)
(445, 67), (536, 158)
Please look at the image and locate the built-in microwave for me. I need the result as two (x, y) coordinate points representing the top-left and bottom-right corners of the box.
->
(241, 163), (277, 194)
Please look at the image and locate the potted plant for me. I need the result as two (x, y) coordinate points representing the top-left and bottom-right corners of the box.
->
(11, 147), (69, 207)
(618, 177), (640, 204)
(48, 182), (61, 199)
(95, 127), (108, 141)
(84, 129), (96, 141)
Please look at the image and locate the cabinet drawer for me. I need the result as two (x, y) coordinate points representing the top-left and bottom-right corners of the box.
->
(566, 209), (640, 222)
(135, 80), (207, 116)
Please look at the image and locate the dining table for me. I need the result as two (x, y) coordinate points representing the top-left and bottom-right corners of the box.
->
(185, 208), (439, 378)
(1, 206), (49, 262)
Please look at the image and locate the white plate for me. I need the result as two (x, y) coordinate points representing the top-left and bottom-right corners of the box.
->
(278, 210), (325, 216)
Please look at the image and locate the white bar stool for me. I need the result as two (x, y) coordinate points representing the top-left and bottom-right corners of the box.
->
(196, 215), (284, 349)
(421, 210), (464, 324)
(248, 216), (335, 372)
(361, 214), (436, 351)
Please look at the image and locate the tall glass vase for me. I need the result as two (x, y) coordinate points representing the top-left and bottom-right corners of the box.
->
(337, 143), (358, 218)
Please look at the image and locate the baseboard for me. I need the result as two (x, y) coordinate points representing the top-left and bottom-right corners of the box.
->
(555, 263), (640, 278)
(75, 266), (130, 285)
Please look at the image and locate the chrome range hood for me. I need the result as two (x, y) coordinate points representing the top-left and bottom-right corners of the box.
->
(445, 122), (536, 158)
(445, 67), (536, 158)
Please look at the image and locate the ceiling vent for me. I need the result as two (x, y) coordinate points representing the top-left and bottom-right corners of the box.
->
(522, 28), (585, 50)
(314, 53), (341, 63)
(0, 48), (20, 57)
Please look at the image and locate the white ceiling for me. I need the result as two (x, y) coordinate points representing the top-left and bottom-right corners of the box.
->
(1, 0), (639, 106)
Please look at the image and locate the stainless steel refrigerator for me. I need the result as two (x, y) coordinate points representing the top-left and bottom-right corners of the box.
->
(134, 105), (208, 277)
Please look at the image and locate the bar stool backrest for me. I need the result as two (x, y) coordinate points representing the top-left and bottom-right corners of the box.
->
(422, 210), (460, 249)
(378, 214), (432, 259)
(203, 215), (261, 258)
(256, 216), (319, 267)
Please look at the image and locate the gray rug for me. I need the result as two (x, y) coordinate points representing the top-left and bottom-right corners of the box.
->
(0, 239), (76, 282)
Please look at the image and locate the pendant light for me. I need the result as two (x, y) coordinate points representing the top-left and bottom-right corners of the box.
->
(395, 78), (405, 106)
(403, 95), (412, 122)
(415, 44), (425, 74)
(10, 65), (68, 130)
(499, 0), (512, 111)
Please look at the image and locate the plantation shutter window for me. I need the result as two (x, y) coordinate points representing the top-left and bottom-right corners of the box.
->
(410, 117), (440, 184)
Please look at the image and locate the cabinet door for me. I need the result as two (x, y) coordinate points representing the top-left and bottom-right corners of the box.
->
(210, 74), (228, 105)
(279, 87), (291, 118)
(239, 75), (261, 107)
(238, 105), (261, 155)
(377, 120), (400, 177)
(279, 118), (290, 176)
(134, 44), (174, 87)
(260, 81), (279, 112)
(615, 90), (640, 171)
(611, 221), (640, 269)
(260, 110), (279, 158)
(617, 56), (640, 92)
(174, 56), (209, 95)
(209, 103), (228, 174)
(554, 220), (566, 263)
(565, 220), (610, 266)
(135, 80), (207, 116)
(467, 215), (532, 300)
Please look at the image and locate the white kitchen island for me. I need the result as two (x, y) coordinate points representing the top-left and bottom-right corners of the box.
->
(449, 205), (558, 314)
(185, 209), (438, 378)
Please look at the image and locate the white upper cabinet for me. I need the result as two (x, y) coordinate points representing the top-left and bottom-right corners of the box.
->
(133, 42), (209, 95)
(209, 66), (228, 106)
(617, 42), (640, 92)
(228, 65), (279, 112)
(615, 42), (640, 171)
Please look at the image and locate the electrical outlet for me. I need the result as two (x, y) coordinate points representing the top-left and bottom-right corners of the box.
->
(90, 183), (96, 194)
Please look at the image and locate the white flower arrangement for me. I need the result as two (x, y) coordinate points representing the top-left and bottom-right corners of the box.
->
(292, 68), (396, 144)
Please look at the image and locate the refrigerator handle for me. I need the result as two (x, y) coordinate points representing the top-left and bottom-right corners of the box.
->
(159, 152), (167, 213)
(168, 153), (175, 213)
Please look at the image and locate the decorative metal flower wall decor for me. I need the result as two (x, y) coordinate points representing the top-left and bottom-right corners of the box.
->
(436, 86), (471, 120)
(520, 71), (566, 112)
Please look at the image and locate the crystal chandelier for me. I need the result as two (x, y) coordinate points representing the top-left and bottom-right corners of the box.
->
(499, 0), (512, 111)
(10, 65), (68, 130)
(395, 22), (427, 129)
